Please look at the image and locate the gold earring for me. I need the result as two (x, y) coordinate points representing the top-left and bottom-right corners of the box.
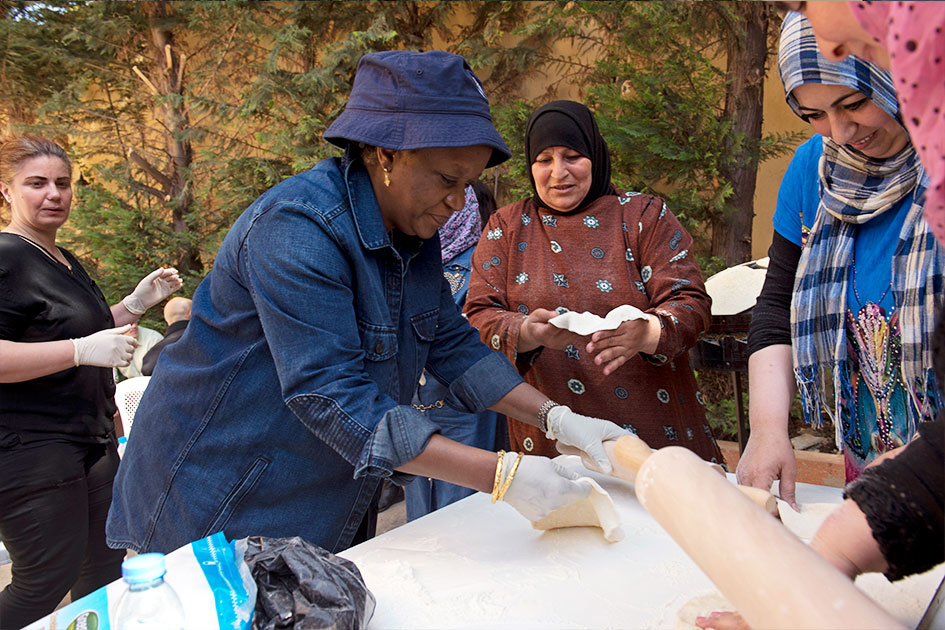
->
(383, 168), (391, 188)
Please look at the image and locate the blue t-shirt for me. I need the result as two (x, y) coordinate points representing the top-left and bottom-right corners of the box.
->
(773, 135), (920, 477)
(773, 135), (911, 314)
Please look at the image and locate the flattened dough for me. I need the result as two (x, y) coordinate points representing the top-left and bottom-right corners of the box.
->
(777, 500), (839, 542)
(548, 304), (650, 336)
(532, 478), (625, 542)
(676, 592), (737, 630)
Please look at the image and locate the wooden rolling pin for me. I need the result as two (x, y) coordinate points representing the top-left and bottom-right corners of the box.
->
(634, 446), (902, 629)
(612, 435), (777, 514)
(562, 435), (777, 514)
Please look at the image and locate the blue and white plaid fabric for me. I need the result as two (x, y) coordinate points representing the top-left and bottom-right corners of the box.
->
(778, 12), (899, 121)
(780, 13), (943, 445)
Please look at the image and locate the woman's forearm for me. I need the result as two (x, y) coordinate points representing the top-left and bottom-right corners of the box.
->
(0, 338), (77, 382)
(488, 381), (548, 427)
(111, 301), (140, 327)
(397, 434), (498, 492)
(748, 344), (796, 435)
(809, 499), (888, 579)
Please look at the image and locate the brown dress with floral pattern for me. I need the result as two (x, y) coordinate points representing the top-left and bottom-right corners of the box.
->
(465, 191), (722, 463)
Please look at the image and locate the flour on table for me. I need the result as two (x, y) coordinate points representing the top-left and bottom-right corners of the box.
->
(532, 477), (625, 542)
(676, 592), (736, 630)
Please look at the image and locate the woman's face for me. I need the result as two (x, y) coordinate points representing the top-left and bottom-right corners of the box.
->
(531, 146), (592, 212)
(0, 155), (73, 233)
(377, 145), (491, 240)
(792, 83), (908, 159)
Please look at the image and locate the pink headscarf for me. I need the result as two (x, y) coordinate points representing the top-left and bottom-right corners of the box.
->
(849, 1), (945, 245)
(438, 185), (481, 263)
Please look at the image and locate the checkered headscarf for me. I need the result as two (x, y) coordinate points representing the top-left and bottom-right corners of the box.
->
(780, 13), (943, 445)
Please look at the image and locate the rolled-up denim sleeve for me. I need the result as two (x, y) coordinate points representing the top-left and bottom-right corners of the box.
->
(356, 352), (521, 482)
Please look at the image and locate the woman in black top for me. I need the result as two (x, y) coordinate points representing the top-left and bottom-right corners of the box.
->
(0, 136), (181, 628)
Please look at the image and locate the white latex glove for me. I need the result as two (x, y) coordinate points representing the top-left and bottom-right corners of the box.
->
(499, 454), (592, 522)
(72, 325), (137, 367)
(122, 267), (182, 314)
(545, 405), (629, 474)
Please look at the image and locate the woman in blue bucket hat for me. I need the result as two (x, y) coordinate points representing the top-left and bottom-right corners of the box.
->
(106, 50), (629, 555)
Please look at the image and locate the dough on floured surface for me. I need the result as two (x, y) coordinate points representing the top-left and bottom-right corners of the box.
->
(676, 592), (736, 630)
(532, 477), (625, 542)
(777, 500), (839, 541)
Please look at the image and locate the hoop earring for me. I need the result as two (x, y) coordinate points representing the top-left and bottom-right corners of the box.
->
(383, 168), (391, 188)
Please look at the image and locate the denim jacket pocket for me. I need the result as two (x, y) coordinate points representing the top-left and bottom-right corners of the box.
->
(202, 455), (270, 538)
(358, 320), (398, 361)
(410, 309), (439, 342)
(410, 308), (439, 380)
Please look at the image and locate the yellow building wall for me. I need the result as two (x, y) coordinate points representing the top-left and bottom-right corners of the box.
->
(753, 75), (812, 259)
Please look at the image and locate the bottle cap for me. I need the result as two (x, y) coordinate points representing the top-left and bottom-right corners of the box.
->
(121, 552), (167, 583)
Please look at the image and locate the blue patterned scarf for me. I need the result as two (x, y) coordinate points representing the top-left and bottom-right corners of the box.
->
(780, 13), (943, 446)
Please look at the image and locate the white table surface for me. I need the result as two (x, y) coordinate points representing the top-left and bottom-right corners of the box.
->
(340, 456), (944, 629)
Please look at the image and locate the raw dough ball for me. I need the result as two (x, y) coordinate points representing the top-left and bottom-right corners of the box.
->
(532, 477), (625, 542)
(676, 592), (737, 630)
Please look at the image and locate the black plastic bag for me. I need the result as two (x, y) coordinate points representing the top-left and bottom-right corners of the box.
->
(240, 536), (376, 630)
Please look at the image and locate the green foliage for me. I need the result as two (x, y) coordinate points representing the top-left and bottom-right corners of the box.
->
(0, 0), (799, 302)
(1, 1), (561, 305)
(704, 395), (742, 442)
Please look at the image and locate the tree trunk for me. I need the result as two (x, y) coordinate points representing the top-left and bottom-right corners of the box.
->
(146, 2), (202, 275)
(711, 2), (770, 267)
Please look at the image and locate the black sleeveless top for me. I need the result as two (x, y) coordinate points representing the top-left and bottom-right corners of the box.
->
(0, 233), (116, 444)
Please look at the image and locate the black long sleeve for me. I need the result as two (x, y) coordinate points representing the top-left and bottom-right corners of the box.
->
(844, 415), (944, 581)
(747, 231), (802, 356)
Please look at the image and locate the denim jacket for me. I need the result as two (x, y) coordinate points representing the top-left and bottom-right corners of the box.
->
(107, 157), (522, 553)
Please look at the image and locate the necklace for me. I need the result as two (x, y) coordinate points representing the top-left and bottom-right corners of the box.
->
(3, 230), (72, 271)
(851, 250), (893, 311)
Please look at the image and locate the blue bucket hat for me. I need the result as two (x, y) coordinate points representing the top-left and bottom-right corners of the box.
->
(324, 50), (511, 168)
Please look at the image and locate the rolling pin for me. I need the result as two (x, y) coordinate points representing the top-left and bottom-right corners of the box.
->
(613, 436), (777, 514)
(561, 435), (777, 514)
(634, 446), (902, 629)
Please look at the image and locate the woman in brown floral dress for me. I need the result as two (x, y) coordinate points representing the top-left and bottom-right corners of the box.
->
(465, 100), (722, 463)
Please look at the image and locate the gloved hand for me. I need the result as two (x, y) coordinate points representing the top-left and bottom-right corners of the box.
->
(72, 325), (137, 367)
(545, 405), (629, 474)
(122, 267), (182, 315)
(499, 454), (592, 522)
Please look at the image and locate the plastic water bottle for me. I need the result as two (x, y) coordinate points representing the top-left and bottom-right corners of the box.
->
(117, 435), (128, 458)
(113, 553), (185, 629)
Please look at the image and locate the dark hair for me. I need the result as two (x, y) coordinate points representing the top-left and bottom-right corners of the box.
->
(471, 180), (496, 228)
(0, 136), (71, 206)
(771, 1), (806, 13)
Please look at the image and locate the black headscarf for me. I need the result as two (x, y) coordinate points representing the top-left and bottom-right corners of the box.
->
(525, 100), (615, 213)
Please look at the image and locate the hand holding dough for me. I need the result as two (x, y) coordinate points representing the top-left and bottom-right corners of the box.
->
(548, 304), (650, 336)
(532, 476), (625, 543)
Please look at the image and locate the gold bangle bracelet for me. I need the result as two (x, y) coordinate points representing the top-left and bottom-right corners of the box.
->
(491, 450), (506, 503)
(495, 451), (524, 503)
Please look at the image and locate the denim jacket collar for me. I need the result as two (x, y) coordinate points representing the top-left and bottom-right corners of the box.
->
(343, 158), (426, 257)
(344, 158), (391, 251)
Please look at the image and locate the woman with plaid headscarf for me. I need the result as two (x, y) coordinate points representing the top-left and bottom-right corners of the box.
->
(739, 12), (944, 507)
